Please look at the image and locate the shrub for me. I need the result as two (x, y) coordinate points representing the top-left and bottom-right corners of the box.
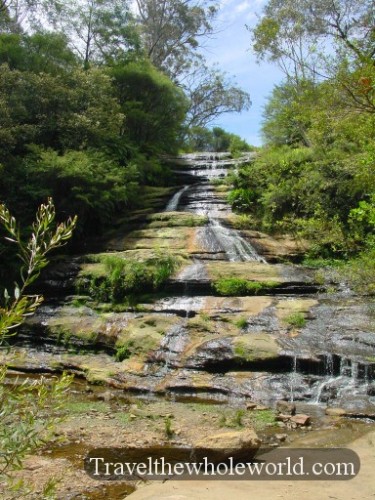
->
(212, 278), (279, 296)
(284, 312), (306, 328)
(115, 342), (133, 362)
(78, 253), (180, 303)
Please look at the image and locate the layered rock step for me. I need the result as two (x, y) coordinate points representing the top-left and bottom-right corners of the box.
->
(5, 152), (375, 415)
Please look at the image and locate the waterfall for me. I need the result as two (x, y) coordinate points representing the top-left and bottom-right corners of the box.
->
(165, 185), (189, 211)
(207, 217), (266, 263)
(163, 152), (265, 262)
(289, 356), (298, 403)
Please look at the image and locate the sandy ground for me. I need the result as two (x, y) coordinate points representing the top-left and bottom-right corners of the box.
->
(128, 430), (375, 500)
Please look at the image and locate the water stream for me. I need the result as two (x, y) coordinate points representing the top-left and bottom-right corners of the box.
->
(167, 153), (264, 263)
(12, 152), (375, 414)
(160, 153), (375, 411)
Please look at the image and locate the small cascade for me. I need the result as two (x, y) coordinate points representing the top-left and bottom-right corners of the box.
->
(151, 324), (190, 373)
(282, 352), (375, 405)
(289, 356), (298, 402)
(207, 217), (266, 262)
(165, 185), (189, 211)
(325, 353), (334, 376)
(312, 376), (341, 404)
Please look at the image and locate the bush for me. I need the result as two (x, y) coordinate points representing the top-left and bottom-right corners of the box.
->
(78, 253), (180, 303)
(212, 278), (279, 296)
(284, 312), (306, 328)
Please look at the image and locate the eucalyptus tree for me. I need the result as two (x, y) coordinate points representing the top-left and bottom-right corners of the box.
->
(250, 0), (375, 112)
(42, 0), (140, 67)
(184, 63), (251, 128)
(135, 0), (251, 129)
(135, 0), (218, 79)
(0, 0), (41, 32)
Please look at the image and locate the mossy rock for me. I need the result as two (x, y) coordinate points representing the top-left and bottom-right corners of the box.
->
(115, 315), (180, 361)
(233, 333), (280, 362)
(276, 298), (317, 325)
(207, 262), (284, 282)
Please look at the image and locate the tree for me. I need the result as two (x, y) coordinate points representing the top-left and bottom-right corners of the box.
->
(184, 64), (251, 128)
(185, 126), (252, 153)
(135, 0), (218, 79)
(0, 0), (41, 33)
(43, 0), (140, 67)
(0, 199), (76, 495)
(261, 80), (317, 147)
(135, 0), (251, 126)
(0, 31), (78, 74)
(110, 60), (188, 154)
(0, 63), (124, 157)
(250, 0), (375, 112)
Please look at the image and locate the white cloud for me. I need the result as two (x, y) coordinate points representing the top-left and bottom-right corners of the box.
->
(234, 1), (251, 14)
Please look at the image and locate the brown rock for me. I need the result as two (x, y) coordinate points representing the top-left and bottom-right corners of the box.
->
(276, 414), (291, 422)
(290, 414), (311, 426)
(276, 400), (296, 416)
(194, 429), (261, 462)
(325, 408), (347, 417)
(275, 434), (288, 442)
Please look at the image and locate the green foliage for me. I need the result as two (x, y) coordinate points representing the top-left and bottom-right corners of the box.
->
(78, 253), (180, 303)
(0, 32), (79, 74)
(234, 317), (248, 330)
(0, 199), (75, 496)
(342, 241), (375, 295)
(0, 198), (77, 339)
(228, 129), (374, 258)
(185, 126), (253, 153)
(284, 312), (306, 328)
(115, 342), (133, 362)
(0, 370), (73, 493)
(18, 149), (139, 234)
(238, 0), (374, 272)
(213, 278), (279, 296)
(227, 188), (258, 212)
(164, 416), (174, 439)
(110, 60), (188, 155)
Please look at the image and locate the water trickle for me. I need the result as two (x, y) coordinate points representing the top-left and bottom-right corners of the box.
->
(289, 356), (298, 402)
(165, 185), (189, 211)
(205, 217), (266, 263)
(324, 353), (334, 376)
(313, 376), (340, 404)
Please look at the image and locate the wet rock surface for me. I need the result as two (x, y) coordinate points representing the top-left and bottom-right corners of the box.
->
(4, 152), (375, 498)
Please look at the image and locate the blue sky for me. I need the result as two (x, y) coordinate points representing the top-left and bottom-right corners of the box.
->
(204, 0), (284, 146)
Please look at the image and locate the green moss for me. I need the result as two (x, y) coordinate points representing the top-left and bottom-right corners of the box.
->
(234, 343), (254, 361)
(233, 333), (280, 362)
(212, 278), (279, 296)
(234, 318), (248, 330)
(63, 401), (109, 415)
(147, 212), (208, 227)
(249, 409), (276, 430)
(115, 342), (133, 362)
(76, 252), (181, 304)
(284, 312), (306, 328)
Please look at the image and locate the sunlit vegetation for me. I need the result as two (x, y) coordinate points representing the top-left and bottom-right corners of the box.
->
(228, 0), (375, 291)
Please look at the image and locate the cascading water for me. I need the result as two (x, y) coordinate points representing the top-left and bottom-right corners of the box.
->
(155, 152), (266, 375)
(202, 217), (266, 263)
(165, 185), (189, 212)
(166, 152), (265, 263)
